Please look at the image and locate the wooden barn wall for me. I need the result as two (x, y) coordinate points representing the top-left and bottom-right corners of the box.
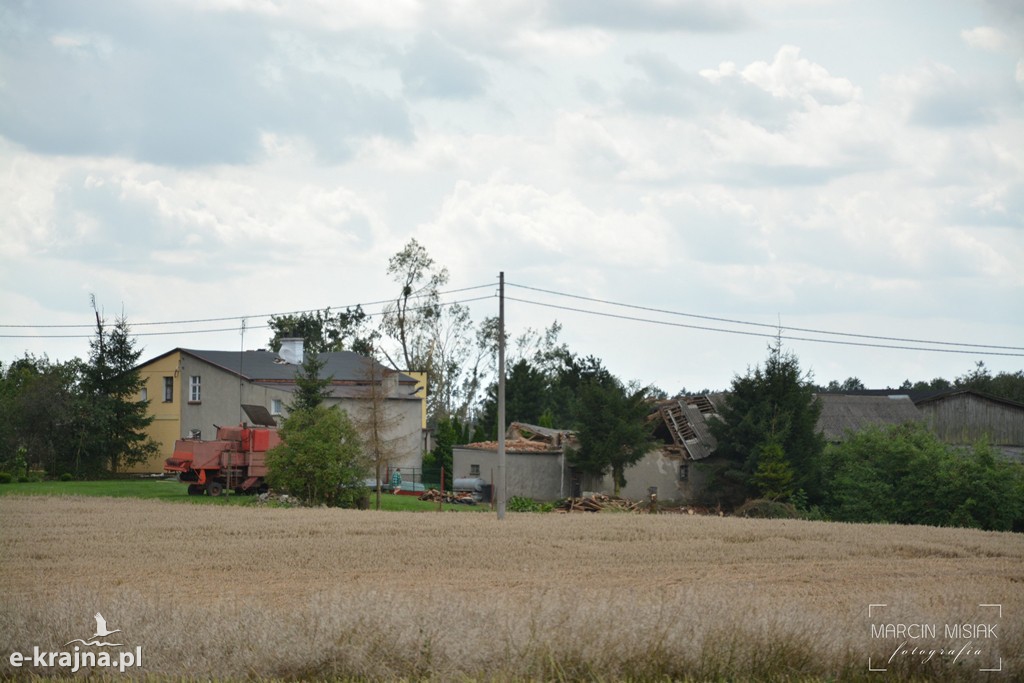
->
(919, 394), (1024, 445)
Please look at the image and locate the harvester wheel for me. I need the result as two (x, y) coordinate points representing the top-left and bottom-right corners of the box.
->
(187, 484), (205, 496)
(206, 480), (224, 497)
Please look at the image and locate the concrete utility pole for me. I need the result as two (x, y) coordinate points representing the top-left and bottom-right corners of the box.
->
(497, 272), (506, 520)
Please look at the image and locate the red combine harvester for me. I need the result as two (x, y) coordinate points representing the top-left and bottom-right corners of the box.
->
(164, 404), (280, 496)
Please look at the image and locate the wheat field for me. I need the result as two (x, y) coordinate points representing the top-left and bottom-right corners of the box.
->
(1, 496), (1022, 681)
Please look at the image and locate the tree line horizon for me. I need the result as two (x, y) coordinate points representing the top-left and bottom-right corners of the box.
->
(2, 240), (1022, 531)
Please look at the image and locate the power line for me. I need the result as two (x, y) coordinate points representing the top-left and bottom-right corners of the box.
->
(506, 282), (1024, 353)
(505, 296), (1024, 358)
(0, 295), (495, 340)
(0, 283), (495, 329)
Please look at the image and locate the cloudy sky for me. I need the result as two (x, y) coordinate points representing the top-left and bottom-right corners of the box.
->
(1, 0), (1022, 394)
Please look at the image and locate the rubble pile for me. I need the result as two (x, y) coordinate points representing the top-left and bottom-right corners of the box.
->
(557, 494), (640, 513)
(418, 489), (478, 505)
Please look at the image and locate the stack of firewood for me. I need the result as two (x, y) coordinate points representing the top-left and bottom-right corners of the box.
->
(418, 489), (477, 504)
(557, 494), (640, 513)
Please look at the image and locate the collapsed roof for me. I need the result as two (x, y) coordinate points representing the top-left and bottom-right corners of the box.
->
(649, 395), (723, 461)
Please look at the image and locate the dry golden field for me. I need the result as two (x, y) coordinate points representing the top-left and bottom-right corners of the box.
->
(1, 495), (1022, 681)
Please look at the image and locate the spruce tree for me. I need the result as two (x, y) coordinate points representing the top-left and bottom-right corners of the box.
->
(81, 300), (158, 473)
(290, 351), (333, 413)
(710, 340), (824, 505)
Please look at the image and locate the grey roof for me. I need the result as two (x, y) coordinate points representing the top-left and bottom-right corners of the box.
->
(251, 382), (422, 401)
(179, 348), (416, 385)
(650, 392), (924, 457)
(914, 388), (1024, 410)
(815, 394), (922, 441)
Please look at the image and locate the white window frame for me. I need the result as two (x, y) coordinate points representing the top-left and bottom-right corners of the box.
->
(189, 375), (201, 403)
(163, 377), (174, 402)
(271, 399), (283, 416)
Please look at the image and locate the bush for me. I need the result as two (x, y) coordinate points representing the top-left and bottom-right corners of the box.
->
(734, 498), (800, 519)
(507, 496), (554, 512)
(60, 472), (74, 482)
(266, 406), (370, 508)
(821, 423), (1024, 531)
(0, 472), (12, 484)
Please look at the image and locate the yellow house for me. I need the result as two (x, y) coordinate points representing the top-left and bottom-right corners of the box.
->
(403, 371), (428, 430)
(131, 350), (185, 474)
(129, 345), (427, 474)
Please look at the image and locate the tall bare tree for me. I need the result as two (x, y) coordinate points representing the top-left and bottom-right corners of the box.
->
(380, 239), (486, 423)
(350, 350), (405, 510)
(380, 238), (447, 373)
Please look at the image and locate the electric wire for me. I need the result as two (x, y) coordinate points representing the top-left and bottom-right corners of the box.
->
(0, 283), (495, 329)
(0, 295), (496, 339)
(506, 281), (1024, 353)
(0, 279), (1019, 359)
(506, 295), (1024, 358)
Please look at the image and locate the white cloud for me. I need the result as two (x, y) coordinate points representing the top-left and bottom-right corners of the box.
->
(734, 45), (860, 104)
(420, 178), (675, 275)
(1, 1), (1022, 392)
(172, 0), (423, 31)
(548, 0), (752, 32)
(883, 62), (1002, 128)
(510, 27), (613, 58)
(961, 26), (1008, 51)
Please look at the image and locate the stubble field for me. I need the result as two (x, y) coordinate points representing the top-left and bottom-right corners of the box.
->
(1, 495), (1022, 681)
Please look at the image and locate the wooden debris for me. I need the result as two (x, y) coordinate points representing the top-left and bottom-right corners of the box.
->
(418, 489), (478, 505)
(461, 439), (558, 452)
(556, 494), (640, 513)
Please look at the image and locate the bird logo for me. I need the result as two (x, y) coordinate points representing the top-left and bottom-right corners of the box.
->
(64, 613), (123, 647)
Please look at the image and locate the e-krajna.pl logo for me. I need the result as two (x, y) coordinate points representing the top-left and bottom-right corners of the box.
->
(8, 612), (142, 674)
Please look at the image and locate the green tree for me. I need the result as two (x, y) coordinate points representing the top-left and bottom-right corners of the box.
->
(79, 301), (159, 473)
(899, 377), (953, 394)
(751, 438), (795, 501)
(955, 362), (1024, 403)
(549, 354), (617, 428)
(266, 405), (370, 507)
(821, 377), (865, 392)
(268, 306), (377, 356)
(570, 377), (655, 496)
(985, 370), (1024, 404)
(709, 341), (824, 506)
(289, 351), (332, 413)
(478, 359), (550, 439)
(424, 416), (474, 486)
(476, 321), (574, 436)
(821, 422), (1023, 531)
(0, 355), (83, 477)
